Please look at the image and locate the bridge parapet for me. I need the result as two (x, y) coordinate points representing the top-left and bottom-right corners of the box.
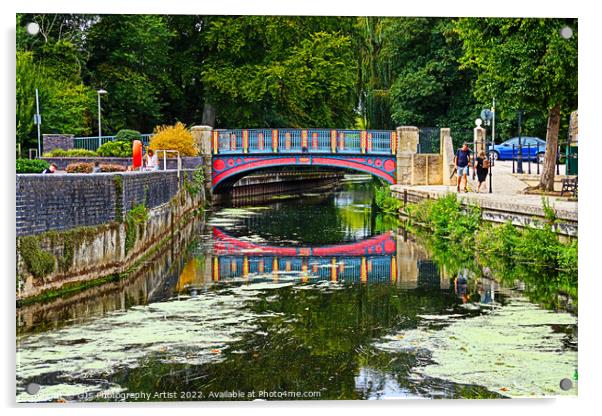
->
(212, 128), (397, 155)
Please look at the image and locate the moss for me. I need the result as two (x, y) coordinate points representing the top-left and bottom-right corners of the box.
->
(18, 236), (56, 278)
(125, 203), (148, 254)
(113, 175), (123, 222)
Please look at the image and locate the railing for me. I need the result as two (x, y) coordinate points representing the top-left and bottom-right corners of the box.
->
(418, 127), (440, 154)
(213, 129), (397, 155)
(73, 134), (153, 151)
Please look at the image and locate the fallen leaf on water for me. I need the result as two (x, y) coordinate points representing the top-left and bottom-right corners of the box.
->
(500, 387), (509, 392)
(211, 349), (221, 354)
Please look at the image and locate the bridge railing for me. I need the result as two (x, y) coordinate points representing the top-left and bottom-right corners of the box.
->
(213, 128), (397, 155)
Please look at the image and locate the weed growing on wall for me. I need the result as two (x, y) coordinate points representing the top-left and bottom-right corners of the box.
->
(125, 204), (148, 254)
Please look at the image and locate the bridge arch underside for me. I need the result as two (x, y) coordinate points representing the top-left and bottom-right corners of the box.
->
(211, 154), (396, 193)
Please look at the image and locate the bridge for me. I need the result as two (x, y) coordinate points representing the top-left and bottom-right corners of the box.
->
(174, 227), (450, 288)
(212, 228), (397, 283)
(209, 128), (400, 192)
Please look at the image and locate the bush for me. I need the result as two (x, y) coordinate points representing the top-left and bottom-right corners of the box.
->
(66, 162), (94, 173)
(97, 140), (133, 157)
(149, 122), (197, 156)
(115, 129), (142, 143)
(16, 159), (50, 173)
(19, 236), (55, 278)
(43, 148), (98, 157)
(100, 164), (126, 172)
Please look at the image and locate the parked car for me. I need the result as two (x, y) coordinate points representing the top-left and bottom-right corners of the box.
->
(488, 136), (546, 162)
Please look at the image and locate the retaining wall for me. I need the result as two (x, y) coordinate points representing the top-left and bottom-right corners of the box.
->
(16, 170), (198, 237)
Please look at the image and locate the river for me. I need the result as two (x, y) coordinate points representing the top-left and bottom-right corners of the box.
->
(16, 176), (577, 402)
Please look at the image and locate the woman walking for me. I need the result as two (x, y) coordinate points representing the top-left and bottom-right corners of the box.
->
(475, 151), (490, 193)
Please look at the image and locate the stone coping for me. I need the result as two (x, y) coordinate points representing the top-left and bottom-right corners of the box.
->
(390, 184), (578, 222)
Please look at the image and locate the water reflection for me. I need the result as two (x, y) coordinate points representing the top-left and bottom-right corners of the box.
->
(16, 178), (577, 402)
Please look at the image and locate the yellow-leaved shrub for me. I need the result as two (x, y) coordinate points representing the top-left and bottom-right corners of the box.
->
(149, 122), (198, 157)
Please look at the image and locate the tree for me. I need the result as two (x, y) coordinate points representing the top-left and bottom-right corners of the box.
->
(85, 15), (176, 132)
(16, 52), (38, 154)
(201, 16), (358, 128)
(455, 18), (578, 190)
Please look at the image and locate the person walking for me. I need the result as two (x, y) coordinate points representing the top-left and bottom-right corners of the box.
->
(474, 151), (490, 193)
(454, 142), (472, 192)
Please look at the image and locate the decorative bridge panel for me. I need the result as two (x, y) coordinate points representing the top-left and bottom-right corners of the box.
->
(211, 128), (398, 190)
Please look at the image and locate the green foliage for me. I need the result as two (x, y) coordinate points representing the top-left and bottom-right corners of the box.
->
(407, 194), (480, 247)
(202, 17), (358, 127)
(408, 195), (577, 275)
(19, 236), (55, 278)
(113, 175), (123, 222)
(115, 129), (142, 143)
(86, 15), (176, 132)
(125, 204), (148, 254)
(374, 185), (403, 214)
(97, 140), (133, 157)
(16, 158), (50, 173)
(184, 167), (205, 197)
(16, 47), (94, 155)
(455, 18), (578, 141)
(43, 148), (98, 157)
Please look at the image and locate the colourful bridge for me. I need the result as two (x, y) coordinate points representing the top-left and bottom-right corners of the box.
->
(210, 128), (398, 192)
(211, 228), (397, 283)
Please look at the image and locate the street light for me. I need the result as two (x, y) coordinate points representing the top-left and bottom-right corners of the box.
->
(97, 89), (108, 148)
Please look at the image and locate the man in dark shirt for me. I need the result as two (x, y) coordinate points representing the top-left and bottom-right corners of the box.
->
(454, 142), (471, 192)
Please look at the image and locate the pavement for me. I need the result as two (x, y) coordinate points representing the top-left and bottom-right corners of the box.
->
(391, 161), (577, 222)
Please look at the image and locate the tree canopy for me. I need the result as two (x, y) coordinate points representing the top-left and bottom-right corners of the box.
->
(16, 14), (578, 164)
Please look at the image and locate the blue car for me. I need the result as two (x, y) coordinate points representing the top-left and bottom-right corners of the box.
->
(488, 137), (546, 163)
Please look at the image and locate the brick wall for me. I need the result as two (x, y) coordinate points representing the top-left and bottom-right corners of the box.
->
(16, 170), (195, 236)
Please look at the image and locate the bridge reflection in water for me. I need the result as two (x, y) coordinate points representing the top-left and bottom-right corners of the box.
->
(177, 228), (450, 290)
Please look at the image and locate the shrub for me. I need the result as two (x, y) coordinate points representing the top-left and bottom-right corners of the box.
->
(115, 129), (142, 143)
(149, 122), (197, 156)
(97, 140), (133, 157)
(19, 236), (55, 278)
(66, 162), (94, 173)
(374, 184), (403, 214)
(16, 159), (50, 173)
(43, 148), (98, 157)
(100, 164), (126, 172)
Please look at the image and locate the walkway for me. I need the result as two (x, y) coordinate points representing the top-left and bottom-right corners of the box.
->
(391, 161), (577, 230)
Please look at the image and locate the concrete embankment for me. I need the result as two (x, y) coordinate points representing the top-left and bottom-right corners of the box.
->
(391, 184), (578, 237)
(16, 170), (205, 303)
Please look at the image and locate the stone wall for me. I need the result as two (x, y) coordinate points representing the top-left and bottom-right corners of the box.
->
(410, 154), (443, 185)
(16, 170), (198, 236)
(42, 134), (74, 153)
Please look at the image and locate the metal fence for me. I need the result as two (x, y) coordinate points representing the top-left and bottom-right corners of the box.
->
(73, 134), (153, 151)
(417, 127), (440, 154)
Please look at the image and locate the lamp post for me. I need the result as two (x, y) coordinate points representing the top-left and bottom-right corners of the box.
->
(97, 89), (108, 148)
(516, 110), (524, 174)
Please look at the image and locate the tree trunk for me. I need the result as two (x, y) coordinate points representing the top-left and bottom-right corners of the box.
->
(539, 103), (561, 191)
(202, 102), (216, 127)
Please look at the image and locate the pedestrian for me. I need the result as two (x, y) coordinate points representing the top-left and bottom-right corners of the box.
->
(474, 151), (490, 193)
(42, 163), (57, 174)
(145, 148), (158, 171)
(92, 161), (101, 173)
(454, 142), (472, 192)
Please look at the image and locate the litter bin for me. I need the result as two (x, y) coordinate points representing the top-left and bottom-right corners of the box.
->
(566, 144), (578, 175)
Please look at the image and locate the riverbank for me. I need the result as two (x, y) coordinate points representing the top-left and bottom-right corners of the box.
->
(16, 169), (205, 304)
